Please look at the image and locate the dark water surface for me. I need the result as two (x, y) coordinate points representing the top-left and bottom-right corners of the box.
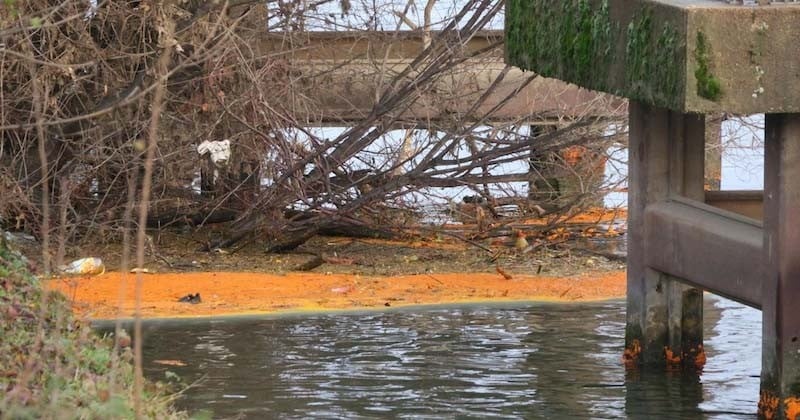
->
(123, 296), (760, 419)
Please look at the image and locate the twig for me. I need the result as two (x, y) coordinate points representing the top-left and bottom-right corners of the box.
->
(133, 15), (174, 417)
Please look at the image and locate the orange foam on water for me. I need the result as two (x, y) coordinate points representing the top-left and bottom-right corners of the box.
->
(48, 270), (627, 320)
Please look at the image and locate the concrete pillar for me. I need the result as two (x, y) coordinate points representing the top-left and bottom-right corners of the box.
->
(528, 124), (560, 205)
(705, 114), (723, 191)
(625, 101), (705, 369)
(759, 114), (800, 420)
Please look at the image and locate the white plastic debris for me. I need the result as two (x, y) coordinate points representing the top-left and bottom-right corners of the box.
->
(197, 140), (232, 168)
(61, 257), (106, 276)
(84, 0), (98, 20)
(4, 231), (36, 243)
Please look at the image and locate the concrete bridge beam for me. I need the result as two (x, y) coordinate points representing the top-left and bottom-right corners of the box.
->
(705, 190), (764, 220)
(644, 198), (763, 309)
(253, 31), (622, 124)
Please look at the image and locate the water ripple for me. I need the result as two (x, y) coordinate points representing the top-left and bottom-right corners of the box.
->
(131, 296), (760, 419)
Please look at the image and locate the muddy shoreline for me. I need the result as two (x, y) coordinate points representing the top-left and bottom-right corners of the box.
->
(36, 208), (628, 320)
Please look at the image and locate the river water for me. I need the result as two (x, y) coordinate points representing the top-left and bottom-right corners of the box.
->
(131, 119), (766, 418)
(129, 295), (760, 419)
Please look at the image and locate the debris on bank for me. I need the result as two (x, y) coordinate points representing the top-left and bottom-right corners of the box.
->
(60, 257), (106, 276)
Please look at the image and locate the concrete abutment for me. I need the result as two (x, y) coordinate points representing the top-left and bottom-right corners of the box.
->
(506, 1), (800, 417)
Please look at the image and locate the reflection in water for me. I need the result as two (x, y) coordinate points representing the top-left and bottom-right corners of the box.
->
(701, 297), (761, 417)
(122, 296), (759, 419)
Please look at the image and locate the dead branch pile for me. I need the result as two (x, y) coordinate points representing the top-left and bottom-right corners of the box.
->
(0, 0), (626, 256)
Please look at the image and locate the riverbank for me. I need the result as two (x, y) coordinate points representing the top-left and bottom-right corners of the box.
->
(0, 240), (187, 418)
(48, 270), (627, 320)
(36, 207), (627, 320)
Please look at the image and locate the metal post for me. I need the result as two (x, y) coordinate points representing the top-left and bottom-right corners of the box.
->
(759, 113), (800, 419)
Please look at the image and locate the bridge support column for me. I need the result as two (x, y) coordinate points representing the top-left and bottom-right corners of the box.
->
(625, 101), (705, 369)
(759, 114), (800, 419)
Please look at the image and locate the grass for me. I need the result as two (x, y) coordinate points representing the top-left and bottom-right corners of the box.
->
(0, 238), (191, 419)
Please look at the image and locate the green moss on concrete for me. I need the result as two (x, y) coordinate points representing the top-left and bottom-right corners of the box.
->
(748, 22), (768, 99)
(506, 0), (684, 109)
(506, 0), (615, 91)
(624, 8), (682, 108)
(693, 30), (722, 101)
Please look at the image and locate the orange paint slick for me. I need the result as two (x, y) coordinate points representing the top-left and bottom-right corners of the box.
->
(48, 271), (626, 320)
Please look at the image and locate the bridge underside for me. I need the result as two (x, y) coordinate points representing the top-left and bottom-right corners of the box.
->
(256, 31), (623, 125)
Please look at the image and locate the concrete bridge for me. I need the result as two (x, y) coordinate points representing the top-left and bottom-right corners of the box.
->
(253, 30), (623, 125)
(506, 0), (800, 418)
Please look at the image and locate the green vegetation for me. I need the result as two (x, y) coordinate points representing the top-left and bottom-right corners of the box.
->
(506, 0), (686, 109)
(1, 0), (19, 20)
(693, 30), (722, 101)
(505, 0), (615, 91)
(624, 8), (682, 108)
(0, 237), (189, 419)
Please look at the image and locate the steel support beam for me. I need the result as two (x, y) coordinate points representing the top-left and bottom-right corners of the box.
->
(645, 199), (763, 309)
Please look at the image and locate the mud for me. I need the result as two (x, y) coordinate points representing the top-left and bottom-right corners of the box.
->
(41, 208), (627, 320)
